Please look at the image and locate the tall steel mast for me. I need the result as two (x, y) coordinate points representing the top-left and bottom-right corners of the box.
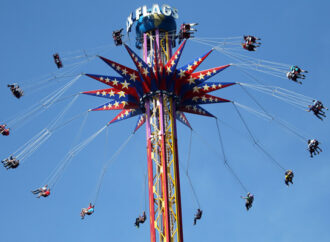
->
(143, 30), (183, 242)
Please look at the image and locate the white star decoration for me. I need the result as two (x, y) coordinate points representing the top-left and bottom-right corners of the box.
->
(122, 80), (130, 89)
(130, 73), (137, 81)
(143, 68), (149, 76)
(118, 91), (126, 98)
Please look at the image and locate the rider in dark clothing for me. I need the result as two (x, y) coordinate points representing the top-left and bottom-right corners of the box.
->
(243, 35), (261, 45)
(135, 211), (147, 228)
(287, 65), (307, 84)
(312, 100), (328, 116)
(307, 105), (326, 120)
(193, 208), (203, 225)
(285, 170), (294, 186)
(308, 139), (322, 157)
(241, 192), (254, 211)
(53, 53), (63, 69)
(2, 156), (19, 170)
(242, 43), (259, 51)
(8, 84), (23, 99)
(113, 28), (124, 46)
(179, 23), (198, 43)
(0, 124), (10, 136)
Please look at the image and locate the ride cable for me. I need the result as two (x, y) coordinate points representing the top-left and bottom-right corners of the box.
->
(6, 74), (82, 130)
(192, 38), (291, 80)
(60, 43), (114, 62)
(14, 129), (51, 163)
(233, 102), (273, 121)
(41, 111), (89, 187)
(19, 109), (89, 164)
(232, 102), (286, 171)
(239, 82), (314, 110)
(232, 100), (310, 143)
(238, 83), (309, 142)
(192, 128), (249, 193)
(12, 94), (80, 164)
(193, 37), (243, 50)
(22, 63), (83, 94)
(184, 130), (202, 209)
(215, 119), (248, 193)
(47, 123), (108, 189)
(223, 49), (288, 79)
(143, 168), (147, 212)
(16, 42), (114, 97)
(92, 132), (135, 205)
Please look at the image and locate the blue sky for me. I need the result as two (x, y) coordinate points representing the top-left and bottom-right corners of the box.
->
(1, 1), (330, 242)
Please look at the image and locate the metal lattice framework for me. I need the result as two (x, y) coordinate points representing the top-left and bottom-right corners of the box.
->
(143, 31), (183, 242)
(145, 94), (183, 241)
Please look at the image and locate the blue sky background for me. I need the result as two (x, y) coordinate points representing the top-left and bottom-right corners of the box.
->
(1, 1), (329, 242)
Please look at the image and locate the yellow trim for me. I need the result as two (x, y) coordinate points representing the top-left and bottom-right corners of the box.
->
(165, 32), (170, 62)
(160, 36), (169, 61)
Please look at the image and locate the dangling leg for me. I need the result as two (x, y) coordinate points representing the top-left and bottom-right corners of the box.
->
(5, 162), (11, 169)
(316, 147), (322, 153)
(245, 202), (249, 210)
(81, 210), (86, 219)
(31, 189), (41, 194)
(309, 149), (313, 157)
(135, 218), (140, 228)
(315, 113), (323, 120)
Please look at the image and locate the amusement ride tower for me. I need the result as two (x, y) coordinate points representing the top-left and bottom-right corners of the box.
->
(137, 10), (184, 242)
(83, 4), (234, 242)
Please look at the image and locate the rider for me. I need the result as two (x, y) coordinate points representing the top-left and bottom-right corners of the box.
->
(313, 139), (322, 154)
(308, 139), (316, 157)
(242, 35), (260, 51)
(193, 208), (203, 225)
(8, 84), (24, 99)
(286, 71), (302, 84)
(241, 192), (254, 211)
(308, 139), (322, 158)
(32, 185), (48, 195)
(2, 128), (10, 136)
(53, 53), (63, 69)
(179, 23), (198, 43)
(0, 125), (10, 136)
(307, 105), (326, 120)
(1, 156), (19, 170)
(135, 211), (147, 228)
(290, 65), (308, 75)
(308, 139), (322, 157)
(243, 35), (261, 45)
(287, 65), (307, 84)
(312, 100), (328, 113)
(242, 42), (259, 51)
(81, 203), (95, 219)
(284, 170), (294, 186)
(37, 188), (51, 198)
(112, 28), (124, 46)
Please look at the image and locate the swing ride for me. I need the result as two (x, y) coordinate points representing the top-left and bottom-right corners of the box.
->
(1, 3), (327, 242)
